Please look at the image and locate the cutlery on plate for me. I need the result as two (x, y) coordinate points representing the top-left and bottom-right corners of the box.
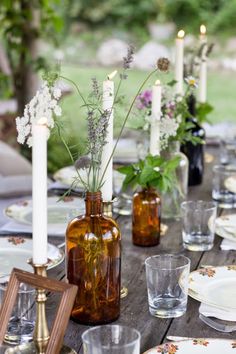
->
(199, 314), (236, 333)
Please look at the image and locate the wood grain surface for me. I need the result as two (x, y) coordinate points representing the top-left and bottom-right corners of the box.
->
(46, 148), (236, 353)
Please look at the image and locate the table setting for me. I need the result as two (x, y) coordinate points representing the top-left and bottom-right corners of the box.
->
(0, 24), (236, 354)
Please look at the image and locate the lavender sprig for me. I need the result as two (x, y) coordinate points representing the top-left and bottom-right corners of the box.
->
(123, 45), (134, 70)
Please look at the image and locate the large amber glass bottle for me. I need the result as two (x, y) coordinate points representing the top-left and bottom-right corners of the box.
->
(66, 191), (121, 325)
(132, 188), (161, 246)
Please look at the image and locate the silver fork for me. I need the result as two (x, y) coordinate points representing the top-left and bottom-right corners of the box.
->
(199, 314), (236, 333)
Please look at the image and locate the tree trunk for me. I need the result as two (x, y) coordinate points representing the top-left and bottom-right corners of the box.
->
(14, 0), (40, 115)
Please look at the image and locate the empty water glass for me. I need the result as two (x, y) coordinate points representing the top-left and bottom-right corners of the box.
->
(82, 325), (140, 354)
(181, 200), (217, 251)
(220, 140), (236, 165)
(145, 254), (190, 318)
(0, 277), (36, 345)
(212, 165), (236, 208)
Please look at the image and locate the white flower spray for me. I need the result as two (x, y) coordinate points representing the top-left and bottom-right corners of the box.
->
(16, 82), (62, 147)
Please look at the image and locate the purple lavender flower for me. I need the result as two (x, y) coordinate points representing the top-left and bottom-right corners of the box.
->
(136, 89), (152, 110)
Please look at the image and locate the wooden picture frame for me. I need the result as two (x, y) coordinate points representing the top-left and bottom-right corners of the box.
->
(0, 268), (78, 354)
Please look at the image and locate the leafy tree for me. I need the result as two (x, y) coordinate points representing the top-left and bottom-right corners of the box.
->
(0, 0), (65, 115)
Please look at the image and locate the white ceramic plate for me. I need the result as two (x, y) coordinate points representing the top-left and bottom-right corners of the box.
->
(54, 166), (125, 194)
(53, 166), (87, 188)
(143, 339), (236, 354)
(4, 196), (84, 231)
(0, 237), (64, 276)
(209, 214), (236, 242)
(225, 176), (236, 194)
(188, 266), (236, 310)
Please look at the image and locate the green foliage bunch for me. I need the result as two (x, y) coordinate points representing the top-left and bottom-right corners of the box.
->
(118, 154), (180, 192)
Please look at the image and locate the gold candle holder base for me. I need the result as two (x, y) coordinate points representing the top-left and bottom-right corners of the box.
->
(6, 343), (76, 354)
(7, 259), (76, 354)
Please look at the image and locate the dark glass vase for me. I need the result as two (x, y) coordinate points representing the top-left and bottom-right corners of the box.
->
(132, 188), (161, 246)
(66, 191), (121, 325)
(181, 95), (205, 186)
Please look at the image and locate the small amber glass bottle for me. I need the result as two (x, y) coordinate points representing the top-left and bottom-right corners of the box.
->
(132, 188), (161, 246)
(66, 191), (121, 325)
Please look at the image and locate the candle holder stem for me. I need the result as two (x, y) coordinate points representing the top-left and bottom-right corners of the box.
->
(32, 263), (50, 354)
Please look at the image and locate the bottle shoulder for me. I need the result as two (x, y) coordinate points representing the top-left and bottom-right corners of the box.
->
(66, 214), (121, 237)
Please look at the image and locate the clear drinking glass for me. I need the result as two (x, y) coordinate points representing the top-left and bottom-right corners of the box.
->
(181, 200), (217, 251)
(82, 325), (140, 354)
(220, 139), (236, 165)
(145, 254), (190, 319)
(212, 165), (236, 208)
(0, 277), (36, 345)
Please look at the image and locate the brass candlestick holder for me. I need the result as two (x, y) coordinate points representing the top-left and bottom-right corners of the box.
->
(32, 262), (50, 354)
(8, 260), (76, 354)
(102, 199), (128, 299)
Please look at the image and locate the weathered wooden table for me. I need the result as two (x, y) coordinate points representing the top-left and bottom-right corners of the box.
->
(0, 147), (235, 353)
(45, 147), (236, 353)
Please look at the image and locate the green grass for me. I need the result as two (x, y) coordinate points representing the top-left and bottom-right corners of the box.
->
(60, 65), (236, 135)
(47, 64), (236, 173)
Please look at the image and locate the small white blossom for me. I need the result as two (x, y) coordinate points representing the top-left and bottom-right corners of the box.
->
(153, 166), (160, 172)
(16, 81), (62, 147)
(185, 76), (198, 88)
(176, 95), (182, 103)
(176, 114), (182, 123)
(53, 88), (62, 99)
(160, 116), (179, 149)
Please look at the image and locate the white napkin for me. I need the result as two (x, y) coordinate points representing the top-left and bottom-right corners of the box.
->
(0, 221), (65, 237)
(199, 302), (236, 321)
(220, 238), (236, 250)
(0, 175), (32, 197)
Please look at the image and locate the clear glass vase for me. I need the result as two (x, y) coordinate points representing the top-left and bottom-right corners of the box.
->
(161, 142), (189, 220)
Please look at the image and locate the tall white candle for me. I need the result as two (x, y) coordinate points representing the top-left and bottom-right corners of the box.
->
(199, 25), (207, 103)
(175, 30), (185, 96)
(32, 118), (48, 265)
(100, 70), (117, 202)
(150, 80), (161, 156)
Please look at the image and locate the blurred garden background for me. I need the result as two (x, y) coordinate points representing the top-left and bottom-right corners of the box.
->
(1, 0), (236, 172)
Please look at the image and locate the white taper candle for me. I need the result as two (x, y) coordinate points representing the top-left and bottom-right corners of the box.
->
(175, 30), (185, 96)
(100, 70), (117, 202)
(199, 25), (207, 103)
(150, 80), (161, 156)
(32, 118), (48, 264)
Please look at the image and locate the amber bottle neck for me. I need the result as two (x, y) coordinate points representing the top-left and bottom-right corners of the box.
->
(85, 191), (102, 216)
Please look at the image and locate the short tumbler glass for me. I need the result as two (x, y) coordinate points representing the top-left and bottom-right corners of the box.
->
(212, 165), (236, 208)
(145, 254), (190, 319)
(0, 278), (36, 344)
(82, 325), (140, 354)
(181, 200), (217, 251)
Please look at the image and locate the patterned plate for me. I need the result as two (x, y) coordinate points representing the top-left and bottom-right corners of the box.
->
(4, 196), (84, 228)
(143, 339), (236, 354)
(188, 266), (236, 310)
(0, 237), (64, 277)
(225, 175), (236, 194)
(209, 214), (236, 242)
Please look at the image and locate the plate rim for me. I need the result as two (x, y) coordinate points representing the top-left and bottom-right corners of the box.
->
(0, 237), (64, 273)
(209, 214), (236, 242)
(4, 196), (83, 226)
(142, 338), (236, 354)
(225, 175), (236, 194)
(188, 265), (236, 310)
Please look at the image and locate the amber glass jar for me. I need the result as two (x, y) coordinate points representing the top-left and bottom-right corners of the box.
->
(132, 188), (161, 246)
(66, 191), (121, 325)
